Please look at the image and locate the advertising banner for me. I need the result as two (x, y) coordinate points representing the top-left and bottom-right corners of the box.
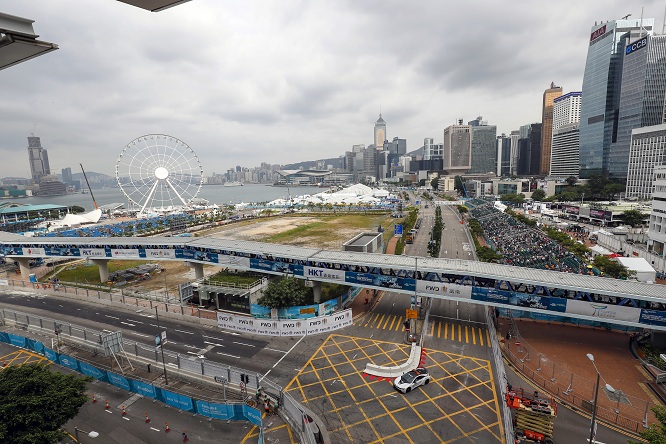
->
(345, 271), (375, 286)
(79, 362), (107, 381)
(303, 266), (345, 282)
(21, 247), (45, 256)
(279, 319), (308, 336)
(565, 299), (640, 323)
(145, 249), (176, 259)
(472, 287), (512, 304)
(107, 372), (131, 391)
(59, 354), (79, 371)
(640, 310), (666, 327)
(416, 281), (472, 299)
(8, 333), (26, 348)
(218, 254), (251, 268)
(193, 251), (217, 263)
(80, 248), (107, 258)
(219, 309), (353, 336)
(255, 319), (281, 336)
(26, 338), (44, 354)
(372, 275), (415, 291)
(131, 380), (157, 398)
(589, 209), (612, 221)
(509, 293), (567, 312)
(45, 247), (79, 257)
(162, 390), (194, 411)
(244, 405), (263, 426)
(250, 259), (293, 274)
(196, 401), (234, 420)
(111, 249), (140, 258)
(44, 347), (58, 362)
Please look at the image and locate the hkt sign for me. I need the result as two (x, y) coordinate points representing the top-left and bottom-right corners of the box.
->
(626, 36), (648, 55)
(590, 24), (607, 42)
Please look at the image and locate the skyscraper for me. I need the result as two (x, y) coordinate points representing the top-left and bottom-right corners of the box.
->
(27, 136), (50, 183)
(468, 116), (497, 174)
(626, 123), (666, 199)
(374, 114), (386, 151)
(611, 33), (666, 180)
(443, 122), (472, 175)
(496, 134), (512, 177)
(540, 83), (563, 175)
(550, 92), (582, 178)
(579, 18), (654, 179)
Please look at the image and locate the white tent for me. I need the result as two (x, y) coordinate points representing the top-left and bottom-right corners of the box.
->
(48, 209), (102, 231)
(615, 257), (656, 283)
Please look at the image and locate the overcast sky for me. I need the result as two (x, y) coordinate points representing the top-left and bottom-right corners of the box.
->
(1, 1), (664, 179)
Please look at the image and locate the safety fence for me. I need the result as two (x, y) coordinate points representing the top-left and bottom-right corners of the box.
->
(0, 308), (321, 444)
(485, 308), (515, 444)
(503, 316), (652, 434)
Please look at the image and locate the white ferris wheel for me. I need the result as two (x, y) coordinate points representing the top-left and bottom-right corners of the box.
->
(116, 134), (204, 216)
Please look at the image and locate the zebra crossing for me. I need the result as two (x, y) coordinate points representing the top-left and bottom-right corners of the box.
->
(357, 312), (490, 347)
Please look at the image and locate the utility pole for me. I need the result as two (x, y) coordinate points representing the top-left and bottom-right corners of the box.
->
(155, 306), (168, 385)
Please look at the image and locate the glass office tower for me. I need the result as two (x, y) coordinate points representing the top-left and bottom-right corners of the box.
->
(579, 18), (654, 179)
(611, 34), (666, 180)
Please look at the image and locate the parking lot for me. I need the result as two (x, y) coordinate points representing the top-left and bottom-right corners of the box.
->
(285, 334), (503, 443)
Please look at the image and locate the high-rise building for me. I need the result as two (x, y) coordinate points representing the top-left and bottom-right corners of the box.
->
(510, 130), (520, 176)
(550, 92), (582, 178)
(61, 167), (73, 184)
(423, 138), (442, 161)
(27, 136), (50, 183)
(496, 134), (512, 177)
(468, 116), (497, 174)
(374, 114), (386, 151)
(540, 83), (563, 175)
(626, 123), (666, 199)
(648, 164), (666, 255)
(579, 18), (654, 179)
(516, 123), (542, 176)
(611, 33), (666, 180)
(443, 122), (472, 175)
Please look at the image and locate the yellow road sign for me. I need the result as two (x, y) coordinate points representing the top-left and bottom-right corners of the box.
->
(406, 309), (418, 319)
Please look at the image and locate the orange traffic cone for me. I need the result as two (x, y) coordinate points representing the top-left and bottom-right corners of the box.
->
(2, 361), (6, 367)
(105, 400), (110, 410)
(165, 422), (171, 433)
(92, 394), (97, 403)
(122, 405), (126, 416)
(145, 412), (150, 423)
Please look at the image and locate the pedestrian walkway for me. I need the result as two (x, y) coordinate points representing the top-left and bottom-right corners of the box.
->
(498, 317), (657, 435)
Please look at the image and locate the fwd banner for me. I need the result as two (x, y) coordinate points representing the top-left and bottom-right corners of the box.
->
(416, 281), (472, 299)
(216, 309), (353, 337)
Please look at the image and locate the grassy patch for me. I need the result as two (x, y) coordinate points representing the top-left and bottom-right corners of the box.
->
(263, 213), (392, 244)
(205, 271), (263, 286)
(47, 260), (151, 284)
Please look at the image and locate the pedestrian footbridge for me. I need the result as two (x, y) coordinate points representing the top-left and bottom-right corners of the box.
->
(1, 232), (665, 331)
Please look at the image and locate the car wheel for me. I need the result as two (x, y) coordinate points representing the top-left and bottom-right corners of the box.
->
(424, 379), (429, 385)
(406, 387), (411, 393)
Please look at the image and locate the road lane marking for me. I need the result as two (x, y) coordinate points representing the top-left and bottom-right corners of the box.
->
(204, 341), (224, 347)
(123, 417), (130, 421)
(120, 321), (136, 327)
(264, 348), (287, 353)
(233, 341), (255, 347)
(267, 334), (305, 373)
(216, 352), (240, 359)
(130, 332), (150, 338)
(183, 344), (199, 349)
(175, 329), (195, 335)
(105, 315), (119, 320)
(150, 427), (160, 432)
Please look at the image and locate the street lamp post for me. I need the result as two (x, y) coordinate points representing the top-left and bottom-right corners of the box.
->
(587, 353), (615, 444)
(155, 306), (169, 385)
(74, 427), (99, 443)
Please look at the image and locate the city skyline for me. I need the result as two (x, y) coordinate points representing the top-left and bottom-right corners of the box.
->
(1, 1), (665, 178)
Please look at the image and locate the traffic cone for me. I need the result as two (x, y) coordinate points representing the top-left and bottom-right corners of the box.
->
(145, 412), (150, 423)
(122, 405), (126, 416)
(105, 400), (110, 410)
(2, 361), (6, 367)
(92, 394), (97, 403)
(165, 422), (170, 433)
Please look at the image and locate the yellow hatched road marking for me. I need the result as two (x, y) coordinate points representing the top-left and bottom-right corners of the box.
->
(363, 313), (378, 327)
(388, 315), (397, 331)
(479, 328), (485, 346)
(430, 322), (434, 336)
(375, 314), (386, 328)
(457, 324), (462, 342)
(472, 327), (477, 345)
(381, 315), (392, 330)
(444, 322), (448, 340)
(465, 326), (469, 343)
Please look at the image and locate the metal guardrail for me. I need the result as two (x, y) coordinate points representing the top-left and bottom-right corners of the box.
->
(0, 308), (324, 444)
(485, 307), (515, 444)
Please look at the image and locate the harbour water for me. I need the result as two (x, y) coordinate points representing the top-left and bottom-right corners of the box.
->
(11, 184), (323, 211)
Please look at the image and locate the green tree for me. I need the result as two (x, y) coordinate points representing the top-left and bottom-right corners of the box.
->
(430, 177), (439, 191)
(531, 189), (546, 201)
(622, 209), (645, 227)
(69, 205), (86, 214)
(630, 405), (666, 444)
(0, 363), (91, 444)
(256, 277), (309, 308)
(565, 176), (578, 187)
(593, 256), (635, 280)
(457, 205), (468, 214)
(604, 182), (625, 200)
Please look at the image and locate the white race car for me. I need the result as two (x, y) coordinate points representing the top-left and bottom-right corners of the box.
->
(393, 367), (431, 393)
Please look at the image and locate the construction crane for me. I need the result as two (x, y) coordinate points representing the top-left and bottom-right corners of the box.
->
(80, 163), (99, 210)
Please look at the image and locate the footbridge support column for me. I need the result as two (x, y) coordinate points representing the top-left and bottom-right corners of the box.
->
(312, 280), (321, 304)
(193, 263), (204, 280)
(13, 258), (31, 280)
(92, 259), (110, 283)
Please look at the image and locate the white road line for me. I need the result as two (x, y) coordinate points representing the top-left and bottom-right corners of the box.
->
(123, 417), (130, 421)
(150, 427), (160, 432)
(105, 315), (120, 320)
(264, 348), (287, 354)
(183, 344), (199, 349)
(105, 410), (113, 414)
(204, 341), (224, 347)
(187, 351), (201, 355)
(120, 322), (136, 327)
(233, 341), (255, 347)
(269, 335), (305, 371)
(216, 351), (240, 359)
(167, 363), (178, 367)
(149, 324), (159, 328)
(175, 329), (195, 335)
(130, 332), (151, 338)
(132, 320), (144, 324)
